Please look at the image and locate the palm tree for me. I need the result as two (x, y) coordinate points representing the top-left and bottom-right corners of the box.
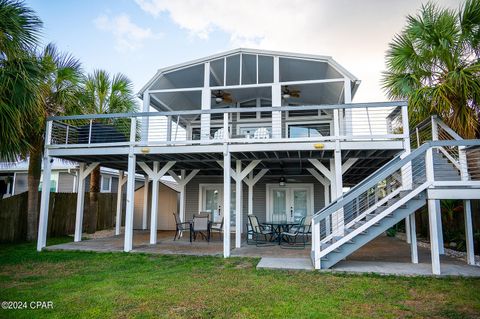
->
(0, 0), (42, 160)
(78, 70), (136, 233)
(22, 44), (81, 240)
(382, 0), (480, 138)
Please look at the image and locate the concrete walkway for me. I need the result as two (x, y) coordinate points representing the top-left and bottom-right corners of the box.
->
(257, 257), (314, 271)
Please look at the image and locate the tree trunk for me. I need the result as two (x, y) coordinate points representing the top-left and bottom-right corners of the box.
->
(26, 142), (43, 241)
(88, 166), (100, 233)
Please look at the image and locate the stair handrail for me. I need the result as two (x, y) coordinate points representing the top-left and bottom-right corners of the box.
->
(312, 139), (480, 224)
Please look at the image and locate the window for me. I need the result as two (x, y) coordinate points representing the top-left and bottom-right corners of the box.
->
(38, 172), (59, 192)
(101, 175), (112, 192)
(288, 123), (331, 138)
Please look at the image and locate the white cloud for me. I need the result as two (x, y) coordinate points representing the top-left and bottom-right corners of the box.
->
(94, 13), (161, 52)
(134, 0), (461, 101)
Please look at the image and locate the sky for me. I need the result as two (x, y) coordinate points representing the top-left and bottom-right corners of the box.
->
(27, 0), (462, 105)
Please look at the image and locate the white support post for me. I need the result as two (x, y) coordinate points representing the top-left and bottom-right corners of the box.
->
(343, 79), (352, 136)
(150, 162), (159, 244)
(141, 91), (150, 142)
(248, 172), (253, 216)
(74, 164), (86, 242)
(115, 171), (126, 236)
(313, 221), (321, 269)
(223, 148), (231, 258)
(142, 175), (149, 230)
(138, 160), (177, 244)
(271, 56), (282, 138)
(332, 149), (344, 236)
(436, 200), (444, 255)
(74, 162), (99, 242)
(37, 154), (52, 251)
(410, 213), (418, 264)
(428, 199), (441, 275)
(405, 215), (411, 244)
(235, 160), (242, 248)
(464, 200), (475, 265)
(124, 152), (136, 252)
(425, 147), (440, 274)
(201, 62), (211, 140)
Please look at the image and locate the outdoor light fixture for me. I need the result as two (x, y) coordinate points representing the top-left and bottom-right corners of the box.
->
(282, 93), (290, 99)
(215, 97), (223, 103)
(279, 177), (286, 186)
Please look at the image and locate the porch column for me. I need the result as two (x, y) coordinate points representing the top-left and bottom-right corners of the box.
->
(223, 148), (231, 258)
(115, 171), (127, 235)
(436, 200), (444, 254)
(150, 163), (160, 245)
(124, 152), (136, 252)
(307, 167), (331, 243)
(410, 212), (418, 264)
(142, 175), (149, 230)
(428, 199), (441, 275)
(201, 62), (211, 140)
(401, 104), (413, 243)
(74, 162), (99, 242)
(271, 56), (282, 138)
(425, 148), (441, 274)
(168, 169), (200, 223)
(141, 91), (150, 142)
(332, 150), (344, 236)
(235, 160), (242, 248)
(37, 154), (52, 251)
(138, 161), (176, 245)
(464, 200), (475, 265)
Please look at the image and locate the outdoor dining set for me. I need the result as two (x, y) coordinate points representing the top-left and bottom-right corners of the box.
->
(172, 212), (311, 249)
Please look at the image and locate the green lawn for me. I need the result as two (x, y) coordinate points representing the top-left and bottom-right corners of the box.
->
(0, 238), (479, 319)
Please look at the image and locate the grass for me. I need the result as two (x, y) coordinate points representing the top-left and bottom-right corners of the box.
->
(0, 238), (479, 319)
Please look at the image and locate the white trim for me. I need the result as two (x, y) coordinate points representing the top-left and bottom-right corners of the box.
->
(265, 183), (314, 222)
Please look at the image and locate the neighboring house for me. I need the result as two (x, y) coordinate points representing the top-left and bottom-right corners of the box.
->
(36, 48), (479, 275)
(0, 158), (179, 231)
(0, 158), (135, 197)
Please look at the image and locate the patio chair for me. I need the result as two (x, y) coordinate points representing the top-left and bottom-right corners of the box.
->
(173, 213), (190, 241)
(190, 215), (210, 242)
(280, 217), (308, 249)
(253, 127), (270, 139)
(248, 215), (274, 246)
(210, 217), (224, 239)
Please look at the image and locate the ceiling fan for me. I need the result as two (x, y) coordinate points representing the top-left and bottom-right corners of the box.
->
(282, 86), (301, 99)
(212, 90), (233, 104)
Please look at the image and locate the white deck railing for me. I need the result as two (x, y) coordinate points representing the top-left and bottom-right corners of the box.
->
(47, 101), (407, 148)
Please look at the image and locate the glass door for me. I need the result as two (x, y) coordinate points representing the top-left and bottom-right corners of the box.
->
(271, 188), (288, 222)
(291, 189), (308, 223)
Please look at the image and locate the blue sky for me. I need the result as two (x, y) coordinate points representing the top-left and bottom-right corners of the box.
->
(27, 0), (460, 104)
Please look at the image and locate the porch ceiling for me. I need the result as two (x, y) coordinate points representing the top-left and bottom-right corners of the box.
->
(54, 148), (400, 186)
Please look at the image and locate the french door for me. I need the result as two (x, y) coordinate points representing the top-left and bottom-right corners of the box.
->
(269, 185), (312, 223)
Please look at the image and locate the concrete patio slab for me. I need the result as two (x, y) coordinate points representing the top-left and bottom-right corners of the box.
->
(328, 260), (480, 277)
(45, 230), (480, 277)
(257, 257), (314, 271)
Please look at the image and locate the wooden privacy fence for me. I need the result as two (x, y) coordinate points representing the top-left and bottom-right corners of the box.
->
(0, 192), (119, 243)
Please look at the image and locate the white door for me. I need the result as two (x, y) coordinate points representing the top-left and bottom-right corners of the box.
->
(268, 185), (312, 223)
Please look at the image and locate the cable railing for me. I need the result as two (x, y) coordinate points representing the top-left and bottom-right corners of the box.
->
(46, 101), (407, 148)
(311, 139), (480, 266)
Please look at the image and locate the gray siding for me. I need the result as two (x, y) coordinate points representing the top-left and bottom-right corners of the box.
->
(185, 175), (325, 226)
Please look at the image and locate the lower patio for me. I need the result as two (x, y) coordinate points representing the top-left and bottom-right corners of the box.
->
(45, 230), (480, 276)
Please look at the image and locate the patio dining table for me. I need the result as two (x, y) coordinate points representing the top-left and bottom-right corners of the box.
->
(260, 221), (299, 245)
